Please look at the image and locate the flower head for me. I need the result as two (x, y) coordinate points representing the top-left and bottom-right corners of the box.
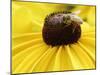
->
(12, 1), (96, 74)
(43, 11), (82, 46)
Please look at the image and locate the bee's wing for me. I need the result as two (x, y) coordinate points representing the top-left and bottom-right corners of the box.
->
(71, 15), (83, 24)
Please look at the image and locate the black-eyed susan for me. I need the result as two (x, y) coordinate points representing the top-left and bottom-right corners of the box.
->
(12, 1), (96, 74)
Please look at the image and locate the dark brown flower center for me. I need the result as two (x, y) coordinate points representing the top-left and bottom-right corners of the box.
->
(42, 12), (83, 46)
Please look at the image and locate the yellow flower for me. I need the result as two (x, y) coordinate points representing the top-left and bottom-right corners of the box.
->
(12, 1), (96, 74)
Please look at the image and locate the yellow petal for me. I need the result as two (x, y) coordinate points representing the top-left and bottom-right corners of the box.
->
(12, 38), (43, 56)
(81, 22), (95, 33)
(52, 46), (62, 71)
(12, 32), (42, 46)
(32, 46), (58, 72)
(13, 43), (49, 73)
(12, 43), (45, 72)
(71, 43), (95, 69)
(12, 2), (34, 33)
(78, 39), (95, 61)
(64, 45), (83, 69)
(87, 7), (96, 26)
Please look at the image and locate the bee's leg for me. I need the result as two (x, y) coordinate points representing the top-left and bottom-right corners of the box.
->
(72, 25), (77, 33)
(64, 20), (72, 27)
(64, 23), (70, 27)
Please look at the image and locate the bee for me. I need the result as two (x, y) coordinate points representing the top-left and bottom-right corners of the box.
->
(63, 13), (83, 33)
